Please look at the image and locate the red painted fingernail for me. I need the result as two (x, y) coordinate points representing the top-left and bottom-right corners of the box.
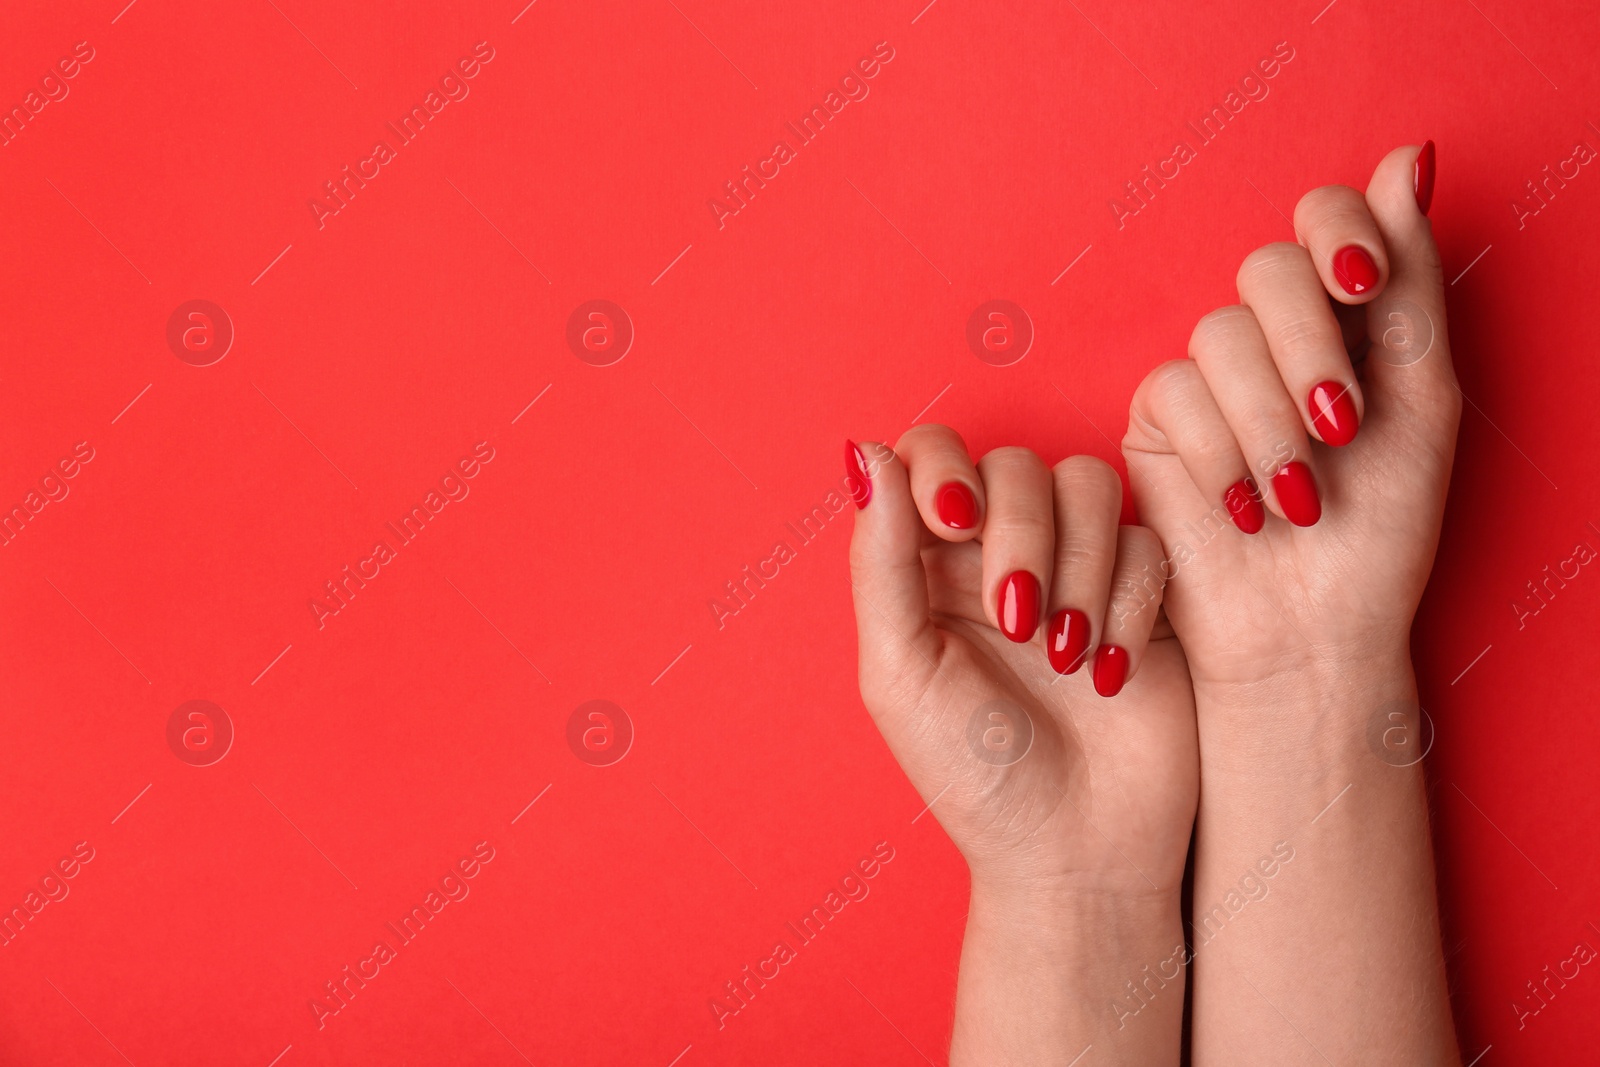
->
(935, 481), (978, 529)
(997, 571), (1040, 643)
(1272, 461), (1321, 527)
(1047, 609), (1092, 674)
(1093, 645), (1128, 697)
(845, 441), (872, 509)
(1332, 245), (1379, 295)
(1223, 478), (1265, 535)
(1308, 381), (1359, 446)
(1414, 140), (1435, 216)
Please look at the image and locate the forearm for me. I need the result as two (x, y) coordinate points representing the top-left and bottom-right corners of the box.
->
(951, 877), (1186, 1066)
(1188, 652), (1459, 1066)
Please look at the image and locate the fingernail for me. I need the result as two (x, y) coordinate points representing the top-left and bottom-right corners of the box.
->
(1332, 245), (1379, 295)
(845, 440), (872, 509)
(935, 481), (978, 529)
(1308, 381), (1359, 447)
(997, 571), (1040, 643)
(1093, 645), (1128, 697)
(1272, 461), (1321, 527)
(1414, 140), (1435, 216)
(1223, 477), (1265, 535)
(1047, 609), (1092, 674)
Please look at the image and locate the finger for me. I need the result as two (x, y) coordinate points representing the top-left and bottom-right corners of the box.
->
(894, 424), (984, 541)
(1294, 183), (1389, 302)
(846, 440), (941, 699)
(1044, 455), (1121, 675)
(1188, 307), (1322, 527)
(1129, 359), (1265, 535)
(1361, 142), (1461, 444)
(1093, 526), (1168, 698)
(976, 446), (1055, 643)
(1237, 242), (1365, 448)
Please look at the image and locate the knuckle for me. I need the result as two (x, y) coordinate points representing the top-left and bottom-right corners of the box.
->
(979, 445), (1048, 480)
(1293, 184), (1361, 227)
(1189, 305), (1260, 358)
(1236, 243), (1308, 291)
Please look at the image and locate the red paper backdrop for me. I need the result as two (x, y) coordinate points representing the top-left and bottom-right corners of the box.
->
(3, 0), (1597, 1063)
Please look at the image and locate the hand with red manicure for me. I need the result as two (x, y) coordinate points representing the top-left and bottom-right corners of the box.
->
(845, 430), (1197, 1064)
(1123, 143), (1461, 1063)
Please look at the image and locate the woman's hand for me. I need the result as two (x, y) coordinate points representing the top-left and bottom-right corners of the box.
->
(1121, 143), (1461, 1065)
(846, 428), (1196, 1065)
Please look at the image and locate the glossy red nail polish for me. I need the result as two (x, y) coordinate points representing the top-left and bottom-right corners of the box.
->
(845, 440), (871, 509)
(1047, 608), (1092, 674)
(1093, 645), (1128, 697)
(1414, 140), (1435, 216)
(1308, 381), (1359, 447)
(997, 571), (1040, 643)
(1223, 478), (1265, 534)
(1332, 245), (1379, 295)
(1272, 461), (1321, 527)
(936, 481), (978, 529)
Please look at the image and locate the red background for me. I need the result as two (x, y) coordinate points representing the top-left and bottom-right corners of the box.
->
(2, 0), (1597, 1063)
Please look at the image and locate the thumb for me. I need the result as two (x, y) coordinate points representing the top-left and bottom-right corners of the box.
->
(846, 440), (942, 707)
(1362, 142), (1462, 453)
